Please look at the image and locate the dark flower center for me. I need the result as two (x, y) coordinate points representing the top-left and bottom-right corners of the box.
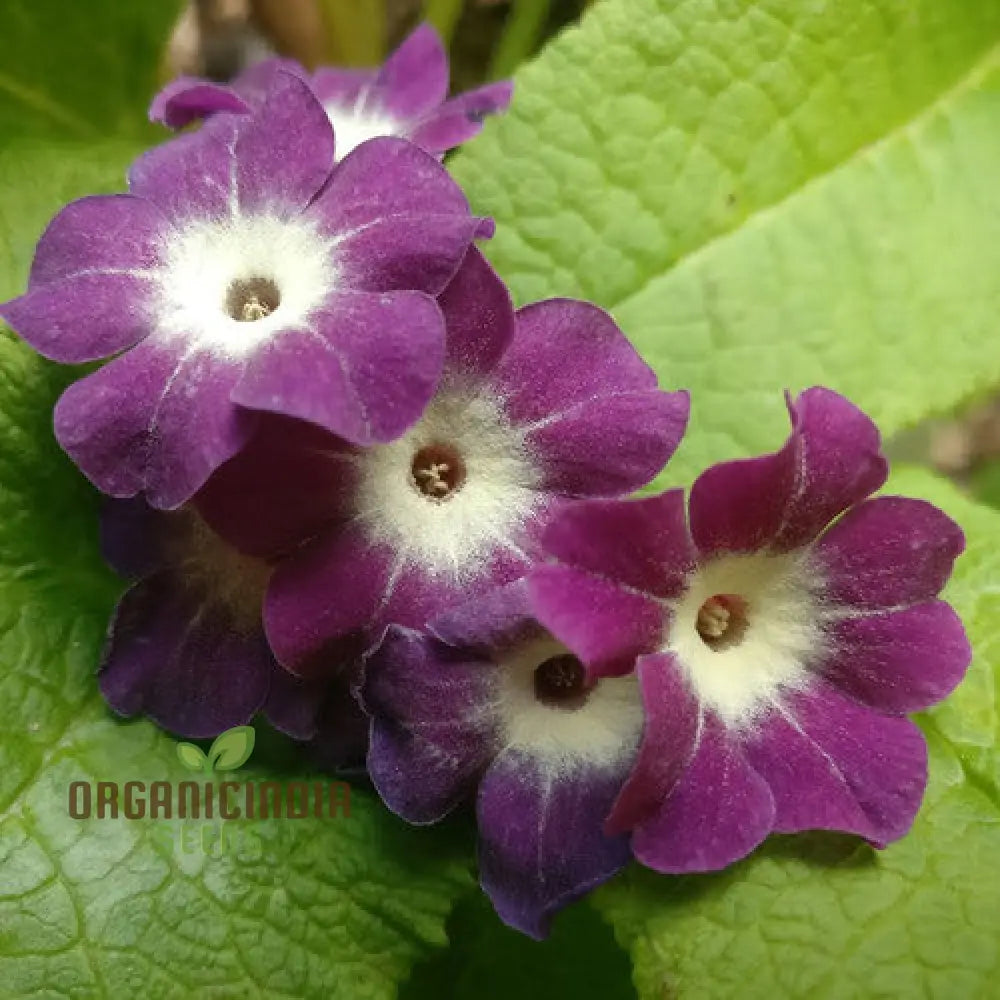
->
(696, 593), (749, 651)
(533, 654), (590, 709)
(410, 442), (466, 500)
(226, 277), (281, 322)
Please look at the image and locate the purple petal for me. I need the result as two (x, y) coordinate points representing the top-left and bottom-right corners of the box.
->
(375, 24), (449, 119)
(540, 493), (696, 599)
(744, 680), (928, 847)
(100, 497), (184, 579)
(233, 290), (445, 444)
(630, 715), (775, 874)
(605, 653), (701, 833)
(824, 602), (971, 714)
(100, 572), (272, 738)
(150, 78), (250, 129)
(365, 626), (500, 823)
(309, 67), (376, 108)
(689, 388), (888, 558)
(477, 750), (632, 939)
(54, 339), (257, 509)
(409, 81), (514, 153)
(264, 526), (396, 674)
(194, 415), (356, 558)
(528, 565), (664, 677)
(438, 247), (515, 381)
(818, 496), (966, 609)
(307, 663), (371, 771)
(494, 300), (658, 426)
(526, 389), (689, 497)
(262, 664), (328, 741)
(429, 579), (540, 652)
(234, 58), (310, 103)
(27, 194), (166, 288)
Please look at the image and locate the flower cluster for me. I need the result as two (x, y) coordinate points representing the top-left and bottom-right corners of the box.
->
(1, 25), (970, 939)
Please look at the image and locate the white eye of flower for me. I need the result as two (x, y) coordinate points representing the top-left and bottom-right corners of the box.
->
(667, 551), (828, 728)
(325, 103), (403, 158)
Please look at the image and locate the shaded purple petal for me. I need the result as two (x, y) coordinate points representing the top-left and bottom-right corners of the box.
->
(630, 715), (775, 874)
(194, 416), (356, 558)
(233, 290), (444, 444)
(438, 247), (515, 381)
(409, 81), (514, 153)
(27, 194), (167, 288)
(307, 663), (371, 772)
(100, 572), (271, 738)
(529, 565), (664, 677)
(54, 339), (257, 509)
(824, 602), (970, 715)
(100, 497), (183, 579)
(605, 653), (700, 833)
(818, 496), (965, 610)
(234, 58), (310, 103)
(262, 665), (328, 740)
(429, 579), (540, 653)
(526, 389), (689, 497)
(264, 526), (395, 674)
(478, 750), (632, 939)
(375, 24), (449, 119)
(150, 78), (250, 129)
(744, 681), (928, 847)
(689, 388), (888, 558)
(309, 67), (376, 108)
(540, 493), (696, 599)
(494, 300), (658, 425)
(1, 272), (155, 364)
(365, 626), (500, 823)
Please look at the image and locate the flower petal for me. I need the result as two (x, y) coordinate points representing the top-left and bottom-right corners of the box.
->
(233, 290), (444, 444)
(689, 387), (888, 558)
(54, 339), (256, 509)
(605, 653), (701, 833)
(375, 24), (449, 119)
(309, 67), (375, 108)
(2, 272), (155, 363)
(540, 493), (696, 599)
(100, 572), (272, 738)
(429, 579), (539, 652)
(744, 680), (928, 846)
(818, 496), (966, 609)
(630, 714), (775, 874)
(824, 601), (970, 714)
(307, 664), (371, 771)
(525, 389), (689, 497)
(438, 247), (515, 381)
(409, 81), (514, 153)
(477, 750), (632, 939)
(262, 665), (328, 741)
(529, 564), (665, 677)
(494, 299), (658, 425)
(150, 78), (250, 129)
(100, 497), (183, 579)
(365, 626), (500, 823)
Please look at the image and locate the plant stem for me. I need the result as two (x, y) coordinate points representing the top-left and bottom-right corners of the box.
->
(489, 0), (552, 79)
(422, 0), (465, 47)
(317, 0), (386, 66)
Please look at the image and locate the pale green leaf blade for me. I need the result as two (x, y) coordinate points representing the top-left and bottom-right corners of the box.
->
(452, 0), (1000, 478)
(594, 468), (1000, 998)
(209, 726), (257, 772)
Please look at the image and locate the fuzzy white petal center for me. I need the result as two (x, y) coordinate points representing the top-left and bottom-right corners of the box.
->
(325, 103), (403, 158)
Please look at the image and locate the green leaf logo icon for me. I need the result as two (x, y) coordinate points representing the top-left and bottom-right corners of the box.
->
(208, 726), (256, 772)
(176, 742), (208, 772)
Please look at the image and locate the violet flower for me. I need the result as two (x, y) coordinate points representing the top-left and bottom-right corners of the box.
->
(0, 71), (485, 508)
(99, 498), (357, 745)
(195, 248), (689, 676)
(362, 582), (643, 938)
(530, 388), (971, 873)
(152, 24), (513, 160)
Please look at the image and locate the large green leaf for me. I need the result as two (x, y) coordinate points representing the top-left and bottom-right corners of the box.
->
(0, 0), (182, 139)
(593, 468), (1000, 999)
(452, 0), (1000, 483)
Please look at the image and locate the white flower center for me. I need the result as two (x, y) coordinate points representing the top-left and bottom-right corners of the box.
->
(666, 551), (827, 728)
(325, 102), (402, 159)
(157, 214), (336, 357)
(497, 636), (644, 770)
(353, 388), (541, 578)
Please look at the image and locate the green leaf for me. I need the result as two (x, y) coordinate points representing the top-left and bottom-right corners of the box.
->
(0, 0), (183, 139)
(209, 727), (257, 772)
(0, 145), (473, 999)
(175, 743), (208, 773)
(452, 0), (1000, 484)
(593, 467), (1000, 998)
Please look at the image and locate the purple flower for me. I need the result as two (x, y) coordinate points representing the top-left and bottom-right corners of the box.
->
(152, 24), (513, 160)
(0, 71), (486, 509)
(196, 248), (689, 676)
(361, 582), (643, 938)
(98, 498), (360, 746)
(530, 388), (971, 873)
